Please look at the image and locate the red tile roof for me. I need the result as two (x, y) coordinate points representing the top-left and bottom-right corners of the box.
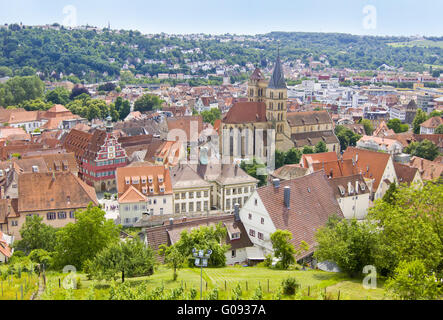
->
(257, 171), (344, 259)
(222, 102), (267, 124)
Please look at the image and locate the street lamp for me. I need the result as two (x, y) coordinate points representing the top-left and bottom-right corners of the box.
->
(192, 248), (212, 300)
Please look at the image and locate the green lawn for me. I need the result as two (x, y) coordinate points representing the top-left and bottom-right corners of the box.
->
(40, 266), (389, 300)
(0, 273), (39, 300)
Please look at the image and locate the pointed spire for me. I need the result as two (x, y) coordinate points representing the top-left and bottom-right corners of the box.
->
(250, 67), (265, 81)
(268, 47), (286, 90)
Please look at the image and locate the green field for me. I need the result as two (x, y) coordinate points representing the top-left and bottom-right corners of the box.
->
(388, 40), (443, 49)
(39, 266), (390, 300)
(0, 273), (39, 300)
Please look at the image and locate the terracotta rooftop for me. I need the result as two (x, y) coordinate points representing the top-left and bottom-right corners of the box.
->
(328, 174), (370, 198)
(17, 171), (98, 212)
(222, 102), (267, 124)
(256, 171), (344, 259)
(342, 147), (392, 192)
(286, 111), (332, 127)
(420, 116), (443, 129)
(409, 156), (443, 181)
(393, 162), (420, 185)
(302, 152), (339, 168)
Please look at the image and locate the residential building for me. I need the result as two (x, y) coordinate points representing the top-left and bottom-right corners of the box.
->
(342, 147), (398, 200)
(1, 171), (98, 240)
(170, 164), (211, 215)
(138, 214), (253, 266)
(328, 174), (370, 220)
(420, 116), (443, 134)
(240, 171), (344, 263)
(356, 135), (403, 155)
(409, 156), (443, 181)
(393, 162), (423, 186)
(196, 163), (258, 213)
(116, 164), (173, 226)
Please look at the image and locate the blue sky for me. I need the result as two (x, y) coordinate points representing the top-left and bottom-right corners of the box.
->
(0, 0), (441, 36)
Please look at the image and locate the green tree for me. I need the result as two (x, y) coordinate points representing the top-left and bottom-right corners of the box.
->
(159, 244), (186, 281)
(114, 97), (131, 120)
(18, 98), (54, 111)
(240, 159), (266, 187)
(382, 183), (398, 205)
(335, 125), (361, 151)
(270, 230), (308, 269)
(0, 76), (45, 106)
(14, 215), (57, 253)
(201, 108), (221, 125)
(45, 87), (71, 105)
(386, 260), (442, 300)
(404, 139), (440, 161)
(174, 223), (230, 267)
(275, 150), (286, 169)
(54, 204), (121, 270)
(412, 109), (429, 134)
(434, 124), (443, 134)
(284, 148), (302, 164)
(314, 141), (328, 153)
(368, 181), (443, 277)
(86, 239), (155, 282)
(314, 217), (379, 277)
(387, 119), (409, 133)
(359, 119), (374, 135)
(0, 66), (13, 77)
(134, 94), (163, 113)
(302, 146), (314, 154)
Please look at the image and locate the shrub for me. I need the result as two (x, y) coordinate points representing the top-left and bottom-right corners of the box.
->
(263, 254), (273, 268)
(252, 284), (263, 300)
(231, 283), (243, 300)
(189, 288), (198, 300)
(206, 287), (219, 300)
(281, 277), (300, 295)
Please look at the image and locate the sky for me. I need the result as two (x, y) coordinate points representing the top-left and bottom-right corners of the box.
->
(0, 0), (441, 36)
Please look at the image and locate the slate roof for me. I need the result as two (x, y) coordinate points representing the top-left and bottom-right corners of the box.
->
(291, 130), (339, 148)
(257, 171), (344, 259)
(268, 57), (287, 89)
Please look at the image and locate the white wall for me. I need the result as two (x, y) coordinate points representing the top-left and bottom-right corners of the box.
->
(239, 190), (276, 257)
(337, 193), (370, 220)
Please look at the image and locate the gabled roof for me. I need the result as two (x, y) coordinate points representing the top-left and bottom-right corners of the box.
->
(420, 116), (443, 129)
(342, 147), (392, 192)
(17, 171), (98, 212)
(170, 164), (211, 189)
(302, 152), (338, 168)
(222, 102), (267, 124)
(409, 156), (443, 181)
(268, 56), (287, 89)
(119, 185), (147, 203)
(250, 68), (265, 81)
(287, 111), (332, 127)
(393, 162), (420, 185)
(257, 171), (344, 259)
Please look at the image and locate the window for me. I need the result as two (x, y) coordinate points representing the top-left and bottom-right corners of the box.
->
(244, 196), (248, 204)
(261, 217), (265, 225)
(226, 199), (231, 210)
(124, 205), (130, 212)
(255, 198), (258, 206)
(69, 211), (75, 219)
(160, 208), (164, 215)
(181, 193), (186, 199)
(150, 208), (154, 215)
(11, 220), (18, 227)
(197, 202), (201, 211)
(204, 201), (208, 211)
(133, 205), (139, 211)
(181, 203), (186, 212)
(58, 212), (67, 219)
(189, 192), (194, 199)
(249, 229), (256, 237)
(258, 232), (264, 240)
(248, 213), (252, 220)
(47, 212), (56, 220)
(204, 191), (208, 198)
(197, 191), (201, 198)
(189, 202), (194, 212)
(125, 218), (130, 224)
(175, 193), (180, 200)
(244, 187), (248, 193)
(231, 232), (240, 240)
(232, 250), (236, 258)
(175, 204), (180, 214)
(133, 217), (138, 223)
(163, 198), (167, 204)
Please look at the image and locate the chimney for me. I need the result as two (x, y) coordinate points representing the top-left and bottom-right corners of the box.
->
(234, 203), (240, 221)
(284, 186), (290, 209)
(272, 178), (280, 188)
(169, 218), (174, 226)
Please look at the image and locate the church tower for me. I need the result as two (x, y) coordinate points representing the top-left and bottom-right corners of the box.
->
(266, 52), (288, 136)
(248, 67), (267, 102)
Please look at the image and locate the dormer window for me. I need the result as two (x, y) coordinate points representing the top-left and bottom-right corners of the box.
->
(149, 187), (154, 193)
(148, 176), (153, 184)
(142, 187), (147, 194)
(141, 176), (147, 184)
(125, 177), (130, 185)
(132, 177), (139, 184)
(231, 232), (240, 240)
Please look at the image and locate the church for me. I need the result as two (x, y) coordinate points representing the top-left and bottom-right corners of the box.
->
(220, 54), (339, 162)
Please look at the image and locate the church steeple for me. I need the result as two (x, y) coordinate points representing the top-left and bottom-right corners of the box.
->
(268, 49), (287, 90)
